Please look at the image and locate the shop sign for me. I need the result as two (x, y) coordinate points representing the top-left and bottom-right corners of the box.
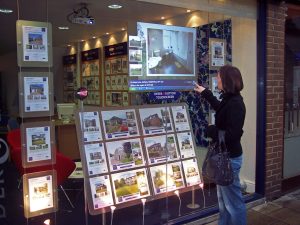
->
(81, 48), (99, 61)
(104, 42), (127, 58)
(63, 54), (76, 65)
(149, 91), (181, 101)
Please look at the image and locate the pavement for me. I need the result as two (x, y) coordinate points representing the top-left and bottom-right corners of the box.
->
(186, 189), (300, 225)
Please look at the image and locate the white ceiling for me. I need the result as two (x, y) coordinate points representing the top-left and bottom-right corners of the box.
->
(0, 0), (189, 55)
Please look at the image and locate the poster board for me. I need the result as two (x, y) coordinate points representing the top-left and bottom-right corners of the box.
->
(23, 170), (58, 218)
(18, 72), (54, 118)
(209, 38), (225, 70)
(16, 20), (53, 67)
(104, 43), (129, 107)
(21, 121), (56, 168)
(74, 103), (202, 215)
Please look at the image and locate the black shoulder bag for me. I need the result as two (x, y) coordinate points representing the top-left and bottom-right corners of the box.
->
(202, 130), (234, 186)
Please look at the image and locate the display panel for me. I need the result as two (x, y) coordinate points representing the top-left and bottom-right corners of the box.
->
(79, 111), (103, 143)
(111, 168), (150, 204)
(23, 171), (58, 218)
(101, 109), (139, 139)
(149, 162), (185, 195)
(106, 138), (145, 171)
(16, 20), (53, 67)
(171, 105), (191, 132)
(21, 121), (56, 168)
(139, 107), (173, 135)
(18, 72), (54, 118)
(144, 134), (179, 164)
(176, 132), (196, 159)
(88, 175), (114, 211)
(182, 158), (202, 186)
(84, 143), (108, 176)
(128, 22), (196, 92)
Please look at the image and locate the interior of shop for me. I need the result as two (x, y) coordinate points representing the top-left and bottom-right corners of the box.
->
(0, 0), (258, 225)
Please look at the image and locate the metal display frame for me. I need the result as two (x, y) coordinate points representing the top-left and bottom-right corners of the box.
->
(74, 103), (202, 215)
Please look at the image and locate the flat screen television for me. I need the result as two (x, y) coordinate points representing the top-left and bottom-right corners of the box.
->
(57, 103), (76, 122)
(128, 22), (196, 92)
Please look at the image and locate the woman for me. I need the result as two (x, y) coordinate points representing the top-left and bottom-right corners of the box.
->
(194, 65), (246, 225)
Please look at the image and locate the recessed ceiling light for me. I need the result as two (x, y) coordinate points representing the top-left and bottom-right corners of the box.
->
(67, 44), (71, 47)
(186, 9), (191, 13)
(106, 32), (109, 35)
(58, 26), (69, 30)
(108, 4), (122, 9)
(92, 36), (96, 39)
(81, 40), (85, 42)
(121, 28), (125, 31)
(0, 8), (13, 14)
(161, 16), (165, 20)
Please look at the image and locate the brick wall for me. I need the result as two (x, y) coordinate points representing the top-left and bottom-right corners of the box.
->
(265, 1), (286, 200)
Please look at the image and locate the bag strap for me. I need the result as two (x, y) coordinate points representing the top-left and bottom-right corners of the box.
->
(218, 130), (228, 152)
(218, 130), (225, 143)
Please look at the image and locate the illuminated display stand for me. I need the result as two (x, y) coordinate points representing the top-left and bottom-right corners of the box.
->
(104, 42), (130, 107)
(16, 20), (58, 219)
(74, 103), (202, 215)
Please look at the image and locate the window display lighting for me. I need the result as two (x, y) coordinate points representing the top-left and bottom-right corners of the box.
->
(58, 26), (69, 30)
(0, 8), (13, 13)
(43, 219), (51, 225)
(108, 4), (122, 9)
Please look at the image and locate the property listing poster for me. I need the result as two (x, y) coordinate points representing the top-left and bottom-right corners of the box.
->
(182, 158), (202, 186)
(150, 162), (185, 195)
(139, 107), (174, 135)
(84, 143), (108, 176)
(28, 175), (54, 212)
(26, 126), (51, 162)
(79, 111), (102, 142)
(89, 175), (114, 209)
(22, 26), (48, 62)
(171, 105), (191, 132)
(144, 134), (179, 164)
(176, 132), (196, 159)
(106, 138), (145, 171)
(111, 168), (150, 204)
(24, 77), (49, 112)
(101, 109), (139, 139)
(210, 40), (225, 67)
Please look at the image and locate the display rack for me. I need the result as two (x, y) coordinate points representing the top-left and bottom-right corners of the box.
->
(104, 42), (130, 107)
(63, 54), (77, 103)
(81, 48), (102, 106)
(74, 103), (202, 215)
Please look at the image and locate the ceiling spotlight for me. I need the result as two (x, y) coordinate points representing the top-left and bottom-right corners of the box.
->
(186, 9), (191, 13)
(121, 28), (125, 31)
(106, 32), (109, 35)
(161, 16), (165, 20)
(81, 40), (85, 42)
(108, 4), (122, 9)
(0, 8), (13, 14)
(58, 26), (69, 30)
(92, 36), (96, 39)
(67, 45), (71, 47)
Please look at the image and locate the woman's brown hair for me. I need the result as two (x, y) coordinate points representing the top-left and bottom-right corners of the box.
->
(219, 65), (244, 94)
